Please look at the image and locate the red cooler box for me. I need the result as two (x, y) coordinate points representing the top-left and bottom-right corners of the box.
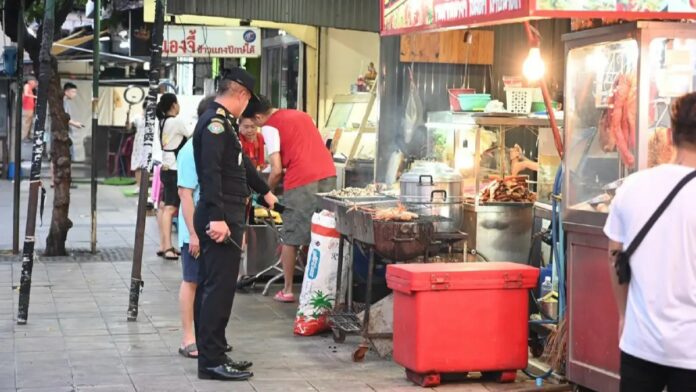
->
(386, 262), (539, 386)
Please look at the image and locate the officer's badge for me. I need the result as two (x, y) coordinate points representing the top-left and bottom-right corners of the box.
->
(208, 122), (224, 134)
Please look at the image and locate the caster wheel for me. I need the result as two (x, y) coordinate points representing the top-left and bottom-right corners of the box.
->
(497, 370), (517, 383)
(481, 371), (502, 382)
(406, 369), (441, 387)
(332, 328), (346, 344)
(530, 342), (545, 358)
(352, 345), (369, 362)
(237, 276), (256, 289)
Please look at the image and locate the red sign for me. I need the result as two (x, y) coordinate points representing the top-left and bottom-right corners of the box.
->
(381, 0), (696, 35)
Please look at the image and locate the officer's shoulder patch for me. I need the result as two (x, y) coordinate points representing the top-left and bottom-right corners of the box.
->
(207, 121), (225, 134)
(216, 108), (226, 116)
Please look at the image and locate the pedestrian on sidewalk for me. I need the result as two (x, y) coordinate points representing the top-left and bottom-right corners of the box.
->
(156, 93), (192, 260)
(243, 95), (336, 303)
(176, 95), (236, 359)
(605, 91), (696, 392)
(21, 78), (37, 141)
(193, 68), (277, 381)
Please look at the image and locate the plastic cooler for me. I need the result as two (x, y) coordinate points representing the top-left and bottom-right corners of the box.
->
(386, 262), (539, 387)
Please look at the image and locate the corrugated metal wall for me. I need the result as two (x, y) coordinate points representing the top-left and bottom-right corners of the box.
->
(376, 20), (570, 182)
(166, 0), (381, 32)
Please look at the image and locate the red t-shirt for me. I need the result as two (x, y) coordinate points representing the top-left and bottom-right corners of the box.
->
(262, 109), (335, 191)
(240, 132), (266, 169)
(22, 85), (35, 111)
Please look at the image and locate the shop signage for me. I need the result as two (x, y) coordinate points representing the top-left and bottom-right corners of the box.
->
(162, 26), (261, 58)
(381, 0), (696, 35)
(535, 1), (696, 13)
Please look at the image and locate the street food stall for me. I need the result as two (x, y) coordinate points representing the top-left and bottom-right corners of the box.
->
(371, 1), (696, 390)
(562, 21), (696, 392)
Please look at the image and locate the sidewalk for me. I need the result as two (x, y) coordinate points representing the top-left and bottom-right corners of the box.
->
(0, 179), (545, 392)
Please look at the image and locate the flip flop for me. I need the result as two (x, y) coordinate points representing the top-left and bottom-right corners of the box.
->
(157, 250), (164, 257)
(178, 343), (198, 358)
(273, 290), (295, 303)
(163, 247), (179, 260)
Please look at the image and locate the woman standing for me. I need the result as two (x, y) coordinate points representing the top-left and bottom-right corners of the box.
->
(157, 93), (192, 260)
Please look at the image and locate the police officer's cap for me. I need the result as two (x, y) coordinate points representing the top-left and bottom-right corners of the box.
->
(221, 67), (256, 96)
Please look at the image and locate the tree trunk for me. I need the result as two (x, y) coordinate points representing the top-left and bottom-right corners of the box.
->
(44, 55), (72, 256)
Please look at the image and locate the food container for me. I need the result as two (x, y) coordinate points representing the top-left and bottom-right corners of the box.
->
(457, 94), (491, 112)
(387, 262), (539, 384)
(448, 88), (476, 112)
(399, 161), (463, 201)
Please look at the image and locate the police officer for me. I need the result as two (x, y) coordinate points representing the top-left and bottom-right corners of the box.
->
(193, 68), (277, 381)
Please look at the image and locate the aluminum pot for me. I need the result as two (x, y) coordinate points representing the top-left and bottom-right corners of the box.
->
(399, 161), (463, 202)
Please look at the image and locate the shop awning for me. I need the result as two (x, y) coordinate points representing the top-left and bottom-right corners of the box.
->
(166, 0), (381, 32)
(51, 29), (108, 59)
(381, 0), (696, 36)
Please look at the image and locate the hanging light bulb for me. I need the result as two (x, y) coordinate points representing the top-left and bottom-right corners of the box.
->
(523, 47), (545, 82)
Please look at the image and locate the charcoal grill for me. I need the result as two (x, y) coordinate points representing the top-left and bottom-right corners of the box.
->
(318, 194), (398, 237)
(327, 205), (451, 361)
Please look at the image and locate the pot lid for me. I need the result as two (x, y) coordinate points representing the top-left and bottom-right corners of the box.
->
(400, 161), (462, 183)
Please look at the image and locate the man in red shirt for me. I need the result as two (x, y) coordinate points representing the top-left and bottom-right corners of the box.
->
(243, 96), (336, 302)
(238, 116), (265, 170)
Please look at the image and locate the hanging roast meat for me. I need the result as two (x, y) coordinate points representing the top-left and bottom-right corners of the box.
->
(599, 74), (636, 168)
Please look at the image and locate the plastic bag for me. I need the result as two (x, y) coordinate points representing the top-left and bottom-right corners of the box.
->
(294, 210), (346, 336)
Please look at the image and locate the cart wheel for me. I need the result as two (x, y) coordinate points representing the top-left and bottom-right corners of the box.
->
(481, 371), (502, 382)
(352, 345), (369, 362)
(497, 370), (517, 383)
(332, 328), (346, 344)
(405, 369), (441, 387)
(237, 276), (256, 289)
(530, 341), (545, 358)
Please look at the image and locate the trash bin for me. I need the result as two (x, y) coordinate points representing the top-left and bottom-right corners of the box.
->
(386, 262), (539, 387)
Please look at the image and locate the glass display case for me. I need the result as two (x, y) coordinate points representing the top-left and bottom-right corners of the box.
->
(425, 111), (558, 263)
(426, 111), (557, 203)
(562, 22), (696, 392)
(563, 21), (696, 228)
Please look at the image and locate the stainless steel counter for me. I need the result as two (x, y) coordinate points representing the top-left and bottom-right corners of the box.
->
(462, 202), (533, 263)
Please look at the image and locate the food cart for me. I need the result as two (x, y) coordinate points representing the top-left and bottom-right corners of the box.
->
(562, 21), (696, 392)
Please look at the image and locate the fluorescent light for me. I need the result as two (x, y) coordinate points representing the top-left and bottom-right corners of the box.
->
(99, 36), (111, 41)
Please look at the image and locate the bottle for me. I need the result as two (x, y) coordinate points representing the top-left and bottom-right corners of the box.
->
(541, 276), (553, 299)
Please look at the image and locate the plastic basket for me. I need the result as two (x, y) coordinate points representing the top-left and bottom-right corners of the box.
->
(448, 88), (475, 112)
(505, 87), (535, 114)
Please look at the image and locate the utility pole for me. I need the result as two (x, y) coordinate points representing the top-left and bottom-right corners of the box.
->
(127, 0), (165, 322)
(17, 0), (57, 325)
(12, 0), (25, 255)
(90, 0), (100, 254)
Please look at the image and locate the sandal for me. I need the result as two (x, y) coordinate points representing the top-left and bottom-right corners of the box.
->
(273, 290), (295, 303)
(178, 343), (198, 358)
(163, 247), (179, 260)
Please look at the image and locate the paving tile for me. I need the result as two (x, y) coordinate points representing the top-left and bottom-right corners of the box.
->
(308, 380), (375, 392)
(190, 380), (256, 392)
(64, 336), (117, 352)
(250, 380), (318, 392)
(76, 386), (136, 392)
(15, 336), (66, 352)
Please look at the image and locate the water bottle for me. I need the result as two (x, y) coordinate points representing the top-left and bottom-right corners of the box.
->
(541, 276), (553, 299)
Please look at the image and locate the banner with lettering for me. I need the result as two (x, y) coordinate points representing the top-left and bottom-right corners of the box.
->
(381, 0), (696, 35)
(162, 26), (261, 58)
(382, 0), (529, 35)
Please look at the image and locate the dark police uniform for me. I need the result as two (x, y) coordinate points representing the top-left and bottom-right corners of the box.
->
(192, 101), (270, 376)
